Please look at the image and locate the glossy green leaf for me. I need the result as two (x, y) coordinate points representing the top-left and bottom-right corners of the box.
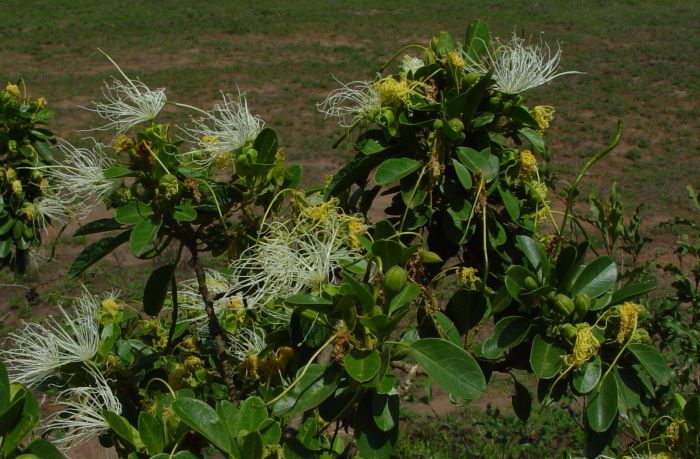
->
(374, 158), (422, 185)
(272, 364), (340, 417)
(519, 127), (546, 153)
(356, 394), (398, 459)
(143, 264), (175, 317)
(587, 375), (618, 432)
(571, 256), (617, 298)
(138, 411), (164, 455)
(456, 147), (498, 182)
(627, 343), (672, 385)
(410, 338), (485, 400)
(610, 282), (657, 305)
(499, 186), (520, 220)
(253, 128), (279, 164)
(512, 380), (532, 422)
(235, 396), (267, 434)
(102, 411), (144, 450)
(344, 349), (382, 383)
(257, 418), (282, 446)
(173, 398), (232, 454)
(25, 438), (66, 459)
(452, 159), (473, 190)
(387, 282), (421, 314)
(481, 316), (531, 359)
(68, 229), (130, 278)
(241, 431), (264, 459)
(285, 294), (332, 306)
(173, 203), (197, 222)
(357, 138), (386, 155)
(129, 217), (162, 257)
(371, 239), (404, 270)
(372, 390), (399, 432)
(73, 218), (123, 236)
(115, 201), (154, 225)
(530, 335), (564, 379)
(573, 355), (601, 394)
(103, 166), (132, 178)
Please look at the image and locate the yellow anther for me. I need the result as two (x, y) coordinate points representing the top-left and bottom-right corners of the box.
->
(533, 106), (555, 133)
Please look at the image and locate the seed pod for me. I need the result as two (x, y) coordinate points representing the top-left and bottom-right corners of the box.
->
(523, 276), (538, 290)
(432, 119), (444, 130)
(574, 292), (591, 318)
(384, 266), (407, 294)
(553, 293), (575, 316)
(419, 250), (443, 264)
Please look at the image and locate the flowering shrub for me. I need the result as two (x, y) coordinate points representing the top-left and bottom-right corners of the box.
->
(0, 82), (59, 273)
(0, 20), (692, 459)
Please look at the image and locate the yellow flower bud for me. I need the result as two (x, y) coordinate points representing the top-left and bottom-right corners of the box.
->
(114, 134), (134, 152)
(533, 106), (555, 133)
(12, 180), (22, 195)
(5, 83), (19, 97)
(563, 325), (600, 367)
(519, 150), (538, 177)
(616, 302), (639, 343)
(36, 97), (48, 109)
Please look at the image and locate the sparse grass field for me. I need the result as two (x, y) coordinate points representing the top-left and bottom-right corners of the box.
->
(1, 1), (699, 457)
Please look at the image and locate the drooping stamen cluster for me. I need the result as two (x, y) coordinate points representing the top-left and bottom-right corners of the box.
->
(86, 55), (166, 133)
(181, 91), (264, 170)
(317, 78), (382, 127)
(1, 289), (101, 387)
(462, 33), (579, 94)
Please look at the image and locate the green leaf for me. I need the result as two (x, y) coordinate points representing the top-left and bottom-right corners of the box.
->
(102, 411), (144, 450)
(587, 375), (618, 432)
(516, 235), (546, 277)
(684, 395), (700, 430)
(356, 394), (398, 459)
(285, 294), (332, 306)
(530, 335), (564, 379)
(372, 239), (404, 270)
(511, 380), (532, 422)
(138, 412), (164, 455)
(573, 355), (602, 394)
(115, 201), (154, 225)
(0, 360), (9, 413)
(357, 138), (387, 155)
(571, 256), (617, 298)
(143, 264), (176, 317)
(344, 349), (382, 383)
(241, 431), (263, 459)
(129, 217), (162, 257)
(235, 396), (267, 434)
(253, 128), (278, 164)
(103, 166), (133, 178)
(173, 203), (197, 222)
(462, 72), (493, 124)
(371, 390), (399, 432)
(464, 20), (490, 60)
(374, 158), (422, 185)
(257, 418), (282, 446)
(68, 229), (130, 278)
(456, 147), (499, 182)
(410, 338), (485, 400)
(627, 344), (672, 385)
(173, 398), (232, 454)
(499, 186), (520, 220)
(272, 364), (340, 417)
(26, 438), (66, 459)
(481, 316), (531, 359)
(387, 282), (421, 315)
(1, 388), (40, 455)
(505, 105), (538, 128)
(610, 282), (657, 305)
(471, 112), (494, 128)
(73, 218), (123, 236)
(519, 127), (546, 153)
(452, 159), (473, 190)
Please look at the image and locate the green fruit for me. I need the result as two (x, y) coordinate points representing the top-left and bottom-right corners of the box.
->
(553, 294), (575, 316)
(384, 266), (407, 294)
(523, 276), (538, 290)
(432, 119), (444, 129)
(447, 118), (464, 133)
(462, 72), (480, 85)
(419, 250), (443, 264)
(561, 323), (577, 340)
(573, 292), (591, 318)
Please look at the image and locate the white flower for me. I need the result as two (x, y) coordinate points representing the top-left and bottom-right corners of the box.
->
(228, 326), (266, 362)
(33, 194), (68, 232)
(35, 141), (117, 216)
(462, 33), (580, 94)
(180, 91), (264, 170)
(175, 269), (240, 323)
(317, 78), (381, 127)
(1, 289), (101, 387)
(86, 53), (166, 133)
(45, 366), (122, 450)
(400, 55), (425, 74)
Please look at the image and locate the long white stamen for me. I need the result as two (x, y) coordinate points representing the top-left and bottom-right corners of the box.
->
(317, 78), (381, 127)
